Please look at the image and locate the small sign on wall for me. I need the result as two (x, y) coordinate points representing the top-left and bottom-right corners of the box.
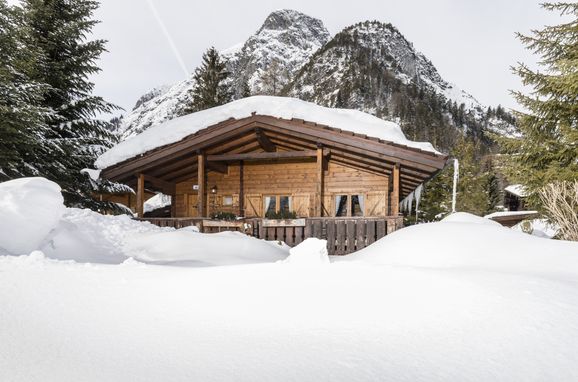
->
(192, 184), (199, 190)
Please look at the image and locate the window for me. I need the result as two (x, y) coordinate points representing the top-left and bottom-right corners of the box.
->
(279, 196), (291, 214)
(264, 196), (277, 216)
(335, 194), (365, 217)
(264, 195), (292, 217)
(222, 196), (233, 206)
(351, 195), (364, 217)
(335, 195), (348, 217)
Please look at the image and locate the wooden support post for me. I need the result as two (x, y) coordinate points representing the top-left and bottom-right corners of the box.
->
(197, 153), (205, 217)
(239, 160), (244, 217)
(170, 193), (176, 217)
(391, 163), (400, 216)
(316, 146), (324, 217)
(136, 173), (145, 218)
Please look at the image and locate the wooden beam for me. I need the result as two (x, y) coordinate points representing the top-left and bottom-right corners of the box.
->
(142, 174), (175, 194)
(255, 116), (445, 169)
(207, 162), (228, 174)
(136, 173), (145, 218)
(101, 118), (257, 180)
(197, 153), (205, 217)
(391, 163), (400, 216)
(317, 146), (324, 217)
(255, 128), (276, 152)
(239, 160), (244, 217)
(207, 149), (326, 162)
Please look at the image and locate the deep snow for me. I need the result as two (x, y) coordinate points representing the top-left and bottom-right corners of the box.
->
(1, 179), (578, 381)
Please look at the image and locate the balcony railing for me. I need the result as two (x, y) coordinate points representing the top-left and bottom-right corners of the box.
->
(135, 216), (404, 255)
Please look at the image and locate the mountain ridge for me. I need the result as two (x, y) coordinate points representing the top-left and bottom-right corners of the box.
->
(118, 11), (514, 149)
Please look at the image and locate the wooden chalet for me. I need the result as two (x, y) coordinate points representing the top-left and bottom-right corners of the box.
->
(96, 97), (448, 254)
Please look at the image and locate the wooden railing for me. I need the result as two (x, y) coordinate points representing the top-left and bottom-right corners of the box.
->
(135, 216), (404, 255)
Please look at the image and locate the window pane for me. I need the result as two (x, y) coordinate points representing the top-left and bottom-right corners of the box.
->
(351, 195), (364, 217)
(265, 196), (276, 216)
(223, 196), (233, 206)
(335, 195), (348, 217)
(279, 196), (290, 214)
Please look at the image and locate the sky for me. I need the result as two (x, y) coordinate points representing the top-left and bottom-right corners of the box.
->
(69, 1), (566, 116)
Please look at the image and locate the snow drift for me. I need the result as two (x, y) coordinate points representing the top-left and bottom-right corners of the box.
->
(125, 230), (288, 266)
(0, 177), (65, 255)
(95, 96), (440, 169)
(0, 178), (289, 266)
(346, 212), (578, 279)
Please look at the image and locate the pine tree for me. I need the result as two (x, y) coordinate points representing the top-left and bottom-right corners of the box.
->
(0, 1), (48, 180)
(240, 77), (251, 98)
(22, 0), (119, 210)
(499, 3), (578, 207)
(183, 47), (231, 114)
(260, 58), (288, 95)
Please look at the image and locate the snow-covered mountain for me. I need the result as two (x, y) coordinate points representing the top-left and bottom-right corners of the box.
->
(223, 9), (331, 96)
(118, 9), (330, 139)
(284, 21), (514, 149)
(288, 21), (477, 108)
(119, 13), (514, 148)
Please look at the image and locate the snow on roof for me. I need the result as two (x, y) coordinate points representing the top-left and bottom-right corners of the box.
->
(484, 210), (538, 219)
(504, 184), (528, 198)
(95, 96), (441, 169)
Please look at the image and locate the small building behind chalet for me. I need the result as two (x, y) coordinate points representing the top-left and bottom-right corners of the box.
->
(95, 96), (448, 254)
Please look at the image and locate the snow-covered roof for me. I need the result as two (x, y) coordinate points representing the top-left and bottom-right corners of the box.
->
(504, 184), (528, 198)
(484, 210), (538, 219)
(95, 96), (441, 169)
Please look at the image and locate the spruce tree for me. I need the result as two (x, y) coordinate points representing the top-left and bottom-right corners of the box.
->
(183, 47), (231, 114)
(22, 0), (119, 209)
(0, 1), (48, 180)
(499, 3), (578, 207)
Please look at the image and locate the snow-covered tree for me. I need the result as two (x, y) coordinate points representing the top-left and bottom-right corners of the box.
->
(21, 0), (119, 210)
(183, 47), (231, 114)
(499, 3), (578, 208)
(0, 1), (49, 180)
(260, 58), (288, 95)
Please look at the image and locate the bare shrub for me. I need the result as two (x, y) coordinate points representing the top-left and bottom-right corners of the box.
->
(539, 181), (578, 241)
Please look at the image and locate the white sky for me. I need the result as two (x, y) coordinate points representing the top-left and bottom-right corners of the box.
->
(21, 0), (566, 115)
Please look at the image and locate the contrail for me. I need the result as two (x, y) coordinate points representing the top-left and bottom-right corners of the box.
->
(145, 0), (189, 77)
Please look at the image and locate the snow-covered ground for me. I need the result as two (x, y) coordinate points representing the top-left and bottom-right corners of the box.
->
(1, 178), (578, 381)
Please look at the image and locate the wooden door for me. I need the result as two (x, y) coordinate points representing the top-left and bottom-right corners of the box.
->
(292, 193), (311, 217)
(365, 191), (387, 217)
(245, 194), (263, 217)
(186, 194), (198, 217)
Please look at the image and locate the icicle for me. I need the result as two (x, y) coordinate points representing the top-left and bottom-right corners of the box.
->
(414, 184), (423, 222)
(451, 159), (459, 213)
(407, 191), (414, 213)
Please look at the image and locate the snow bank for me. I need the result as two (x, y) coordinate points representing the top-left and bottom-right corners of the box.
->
(124, 230), (288, 266)
(284, 238), (329, 265)
(41, 208), (170, 264)
(0, 178), (65, 255)
(346, 212), (578, 278)
(96, 96), (440, 169)
(0, 177), (287, 266)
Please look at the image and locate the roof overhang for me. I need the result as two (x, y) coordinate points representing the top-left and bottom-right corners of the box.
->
(100, 115), (448, 198)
